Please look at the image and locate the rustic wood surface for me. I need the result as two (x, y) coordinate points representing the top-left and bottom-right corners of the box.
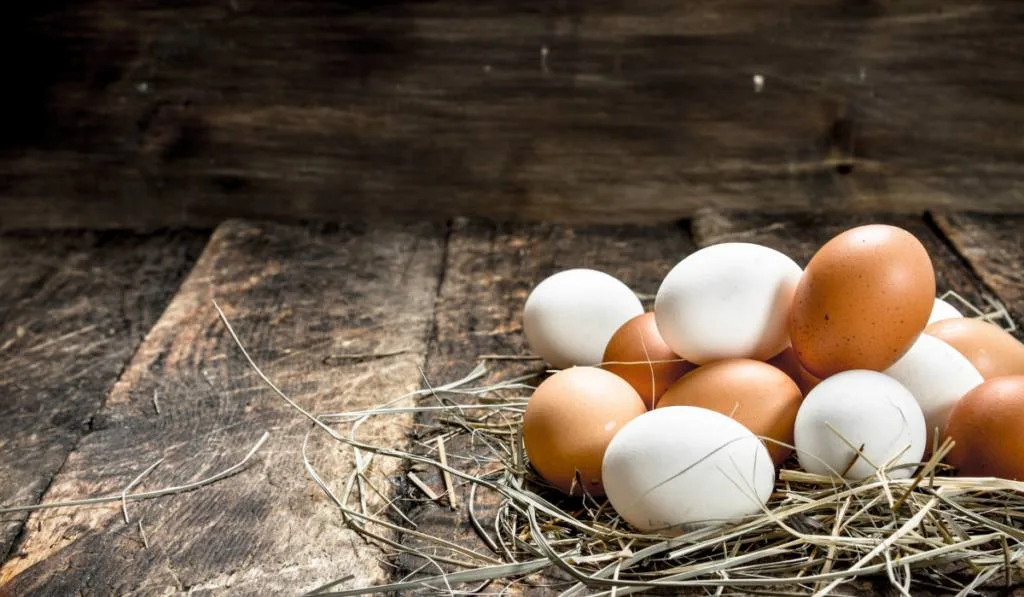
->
(932, 213), (1024, 338)
(397, 218), (696, 594)
(0, 220), (446, 596)
(1, 214), (1022, 595)
(0, 230), (207, 564)
(4, 1), (1024, 230)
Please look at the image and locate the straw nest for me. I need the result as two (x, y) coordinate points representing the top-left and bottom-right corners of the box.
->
(1, 292), (1018, 596)
(211, 294), (1024, 597)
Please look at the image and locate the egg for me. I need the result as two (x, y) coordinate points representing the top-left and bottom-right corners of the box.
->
(523, 269), (644, 369)
(794, 370), (926, 480)
(522, 366), (646, 495)
(654, 243), (803, 364)
(789, 224), (935, 378)
(944, 375), (1024, 480)
(927, 297), (963, 325)
(924, 318), (1024, 380)
(602, 406), (775, 533)
(656, 359), (802, 465)
(766, 346), (822, 396)
(602, 313), (696, 409)
(882, 334), (983, 448)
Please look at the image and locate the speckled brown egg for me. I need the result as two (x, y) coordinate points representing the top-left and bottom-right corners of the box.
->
(766, 346), (821, 396)
(924, 318), (1024, 380)
(602, 312), (696, 409)
(522, 366), (647, 496)
(789, 224), (935, 378)
(656, 359), (803, 465)
(944, 375), (1024, 479)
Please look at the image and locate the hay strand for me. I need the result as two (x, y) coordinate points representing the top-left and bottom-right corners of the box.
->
(0, 433), (268, 515)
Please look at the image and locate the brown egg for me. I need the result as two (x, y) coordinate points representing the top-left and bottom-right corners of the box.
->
(656, 359), (803, 465)
(522, 366), (647, 496)
(602, 312), (696, 409)
(924, 318), (1024, 380)
(790, 224), (935, 378)
(766, 346), (821, 395)
(944, 375), (1024, 479)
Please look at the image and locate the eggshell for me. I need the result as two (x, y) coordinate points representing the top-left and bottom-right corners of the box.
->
(794, 370), (926, 480)
(602, 313), (696, 409)
(522, 367), (646, 496)
(654, 243), (803, 364)
(944, 375), (1024, 480)
(766, 346), (822, 396)
(924, 318), (1024, 380)
(602, 406), (775, 533)
(927, 297), (963, 325)
(656, 359), (802, 465)
(523, 269), (644, 369)
(789, 224), (936, 379)
(883, 334), (983, 448)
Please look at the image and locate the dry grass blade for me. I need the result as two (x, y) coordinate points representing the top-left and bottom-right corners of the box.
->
(436, 436), (458, 510)
(311, 559), (553, 596)
(941, 290), (1017, 332)
(0, 433), (268, 515)
(407, 472), (441, 502)
(121, 457), (165, 524)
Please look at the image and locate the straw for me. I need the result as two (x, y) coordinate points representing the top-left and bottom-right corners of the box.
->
(209, 300), (1024, 596)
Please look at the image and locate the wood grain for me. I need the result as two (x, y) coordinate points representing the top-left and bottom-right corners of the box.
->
(3, 1), (1024, 229)
(0, 230), (207, 564)
(395, 218), (695, 594)
(931, 213), (1024, 339)
(0, 220), (445, 596)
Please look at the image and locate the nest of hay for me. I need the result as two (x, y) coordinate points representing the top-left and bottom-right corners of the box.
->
(212, 298), (1024, 597)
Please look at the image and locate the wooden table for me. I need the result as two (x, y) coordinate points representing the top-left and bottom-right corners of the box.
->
(1, 211), (1021, 596)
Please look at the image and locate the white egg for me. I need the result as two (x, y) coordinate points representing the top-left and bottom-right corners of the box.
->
(795, 370), (926, 480)
(927, 297), (963, 325)
(883, 334), (983, 447)
(654, 243), (802, 364)
(602, 406), (775, 533)
(523, 269), (643, 369)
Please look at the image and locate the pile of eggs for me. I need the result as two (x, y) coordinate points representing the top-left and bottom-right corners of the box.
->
(520, 224), (1024, 535)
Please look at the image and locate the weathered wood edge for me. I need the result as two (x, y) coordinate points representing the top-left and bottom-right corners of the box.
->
(930, 212), (1024, 339)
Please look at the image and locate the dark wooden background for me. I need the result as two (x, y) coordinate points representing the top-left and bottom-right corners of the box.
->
(2, 0), (1024, 230)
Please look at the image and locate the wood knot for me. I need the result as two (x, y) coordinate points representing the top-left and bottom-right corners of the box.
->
(828, 116), (857, 175)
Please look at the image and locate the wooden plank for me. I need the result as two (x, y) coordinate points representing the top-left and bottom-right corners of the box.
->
(0, 230), (207, 564)
(931, 213), (1024, 339)
(4, 1), (1024, 229)
(0, 220), (446, 595)
(397, 218), (696, 594)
